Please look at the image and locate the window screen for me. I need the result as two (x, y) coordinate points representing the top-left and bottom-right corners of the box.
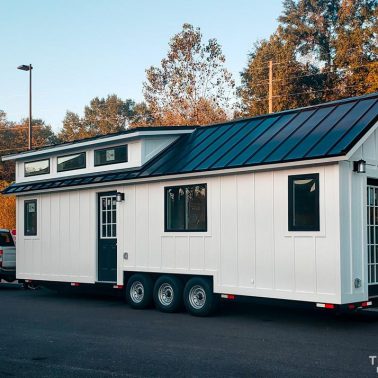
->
(288, 174), (319, 231)
(57, 152), (86, 172)
(24, 200), (37, 236)
(165, 184), (207, 232)
(24, 159), (50, 177)
(94, 145), (128, 166)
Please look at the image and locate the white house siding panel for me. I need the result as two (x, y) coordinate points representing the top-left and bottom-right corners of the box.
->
(236, 174), (255, 288)
(344, 127), (378, 302)
(121, 164), (341, 303)
(16, 190), (97, 283)
(220, 176), (238, 287)
(15, 162), (343, 303)
(254, 172), (274, 290)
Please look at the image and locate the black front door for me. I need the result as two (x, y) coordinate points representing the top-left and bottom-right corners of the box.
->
(98, 192), (117, 282)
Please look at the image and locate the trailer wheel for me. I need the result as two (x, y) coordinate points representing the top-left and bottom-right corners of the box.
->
(183, 277), (218, 317)
(153, 275), (183, 313)
(126, 274), (153, 309)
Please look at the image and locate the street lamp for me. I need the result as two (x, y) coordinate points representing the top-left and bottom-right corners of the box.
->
(17, 64), (33, 150)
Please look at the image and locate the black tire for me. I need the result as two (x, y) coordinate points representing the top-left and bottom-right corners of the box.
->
(125, 273), (153, 309)
(153, 275), (183, 313)
(183, 277), (219, 317)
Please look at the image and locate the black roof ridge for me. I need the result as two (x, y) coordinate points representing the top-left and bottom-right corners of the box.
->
(201, 92), (378, 129)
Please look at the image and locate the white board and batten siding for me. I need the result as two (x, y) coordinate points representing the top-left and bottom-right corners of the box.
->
(338, 125), (378, 303)
(16, 191), (97, 283)
(16, 163), (343, 304)
(117, 164), (341, 304)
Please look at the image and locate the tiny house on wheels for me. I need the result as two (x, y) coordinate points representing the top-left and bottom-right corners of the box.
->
(2, 93), (378, 316)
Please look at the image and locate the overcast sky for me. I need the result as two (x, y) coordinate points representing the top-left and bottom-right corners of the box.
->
(0, 0), (282, 131)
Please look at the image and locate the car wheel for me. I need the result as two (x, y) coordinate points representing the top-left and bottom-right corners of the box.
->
(126, 274), (153, 309)
(153, 275), (183, 313)
(183, 277), (219, 317)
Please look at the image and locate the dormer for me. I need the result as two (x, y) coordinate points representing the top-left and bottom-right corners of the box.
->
(2, 126), (196, 184)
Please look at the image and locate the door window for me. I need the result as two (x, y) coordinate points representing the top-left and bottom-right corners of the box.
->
(100, 196), (117, 239)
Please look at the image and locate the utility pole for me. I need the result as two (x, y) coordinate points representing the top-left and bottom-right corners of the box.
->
(268, 60), (273, 113)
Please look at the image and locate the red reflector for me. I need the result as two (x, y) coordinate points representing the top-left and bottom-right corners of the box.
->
(361, 301), (372, 308)
(324, 303), (335, 309)
(70, 282), (80, 287)
(348, 304), (356, 310)
(221, 294), (235, 300)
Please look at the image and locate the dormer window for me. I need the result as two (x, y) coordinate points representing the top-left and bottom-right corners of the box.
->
(57, 152), (86, 172)
(24, 159), (50, 177)
(94, 145), (128, 166)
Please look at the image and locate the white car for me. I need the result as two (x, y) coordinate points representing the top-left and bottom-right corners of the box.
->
(0, 229), (16, 282)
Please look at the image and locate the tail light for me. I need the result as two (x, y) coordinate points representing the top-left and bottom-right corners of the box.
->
(0, 249), (3, 267)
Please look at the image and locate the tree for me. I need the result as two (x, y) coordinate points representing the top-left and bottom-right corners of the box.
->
(239, 31), (324, 116)
(0, 115), (58, 181)
(334, 0), (378, 96)
(0, 180), (15, 229)
(59, 95), (137, 142)
(240, 0), (378, 115)
(279, 0), (378, 99)
(0, 113), (57, 229)
(143, 23), (235, 126)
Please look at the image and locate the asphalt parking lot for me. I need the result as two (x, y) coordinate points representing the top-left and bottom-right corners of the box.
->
(0, 282), (377, 377)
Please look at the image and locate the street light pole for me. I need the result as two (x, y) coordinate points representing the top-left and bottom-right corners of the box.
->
(17, 64), (33, 150)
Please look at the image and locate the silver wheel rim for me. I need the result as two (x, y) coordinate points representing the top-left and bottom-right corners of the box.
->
(158, 283), (174, 306)
(189, 285), (206, 310)
(130, 281), (144, 303)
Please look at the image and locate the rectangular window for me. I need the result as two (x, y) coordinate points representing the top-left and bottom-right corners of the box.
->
(288, 174), (319, 231)
(24, 200), (37, 236)
(24, 159), (50, 177)
(0, 231), (15, 246)
(165, 184), (207, 232)
(57, 152), (86, 172)
(94, 145), (128, 166)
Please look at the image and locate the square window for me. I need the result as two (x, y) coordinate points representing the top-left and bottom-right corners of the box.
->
(165, 184), (207, 232)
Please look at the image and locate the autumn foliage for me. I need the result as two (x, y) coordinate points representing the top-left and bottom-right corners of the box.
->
(0, 181), (15, 230)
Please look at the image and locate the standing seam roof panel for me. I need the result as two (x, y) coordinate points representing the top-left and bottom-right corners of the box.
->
(307, 99), (378, 158)
(285, 101), (356, 160)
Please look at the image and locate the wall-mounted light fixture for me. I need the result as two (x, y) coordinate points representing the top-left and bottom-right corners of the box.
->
(353, 159), (366, 173)
(116, 192), (125, 203)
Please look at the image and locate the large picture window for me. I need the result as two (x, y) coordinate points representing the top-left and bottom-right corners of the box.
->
(94, 145), (128, 166)
(165, 184), (207, 232)
(24, 200), (37, 236)
(57, 152), (86, 172)
(24, 159), (50, 177)
(288, 174), (319, 231)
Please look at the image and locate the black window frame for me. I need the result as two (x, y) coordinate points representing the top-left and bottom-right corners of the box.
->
(164, 184), (208, 232)
(57, 152), (86, 172)
(24, 199), (37, 236)
(288, 173), (320, 232)
(24, 158), (50, 177)
(94, 145), (128, 167)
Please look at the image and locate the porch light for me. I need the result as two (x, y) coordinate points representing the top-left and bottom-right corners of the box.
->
(353, 159), (366, 173)
(116, 192), (125, 203)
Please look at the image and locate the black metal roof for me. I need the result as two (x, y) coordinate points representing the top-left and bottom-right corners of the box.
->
(3, 93), (378, 195)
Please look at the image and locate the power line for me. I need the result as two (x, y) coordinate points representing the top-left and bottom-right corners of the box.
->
(248, 61), (378, 88)
(248, 82), (377, 103)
